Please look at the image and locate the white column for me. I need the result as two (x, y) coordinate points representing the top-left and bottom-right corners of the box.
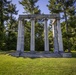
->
(17, 20), (24, 52)
(57, 17), (64, 52)
(52, 20), (59, 53)
(30, 18), (35, 51)
(44, 19), (49, 52)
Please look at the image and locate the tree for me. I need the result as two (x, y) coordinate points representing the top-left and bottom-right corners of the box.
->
(61, 16), (76, 51)
(0, 0), (11, 50)
(19, 0), (40, 14)
(5, 20), (18, 50)
(35, 22), (44, 51)
(5, 2), (18, 50)
(47, 0), (76, 52)
(0, 0), (18, 50)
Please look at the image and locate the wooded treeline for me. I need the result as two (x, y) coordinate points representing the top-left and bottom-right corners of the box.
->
(0, 0), (76, 51)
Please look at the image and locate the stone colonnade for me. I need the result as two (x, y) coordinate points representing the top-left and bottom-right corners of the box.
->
(17, 14), (63, 53)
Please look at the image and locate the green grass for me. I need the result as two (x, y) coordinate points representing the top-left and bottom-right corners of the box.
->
(0, 51), (76, 75)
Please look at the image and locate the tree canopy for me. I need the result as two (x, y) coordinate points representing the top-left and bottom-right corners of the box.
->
(0, 0), (76, 51)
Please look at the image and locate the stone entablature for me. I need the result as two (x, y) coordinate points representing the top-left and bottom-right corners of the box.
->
(18, 14), (60, 20)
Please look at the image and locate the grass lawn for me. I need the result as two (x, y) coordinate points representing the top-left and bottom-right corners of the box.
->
(0, 51), (76, 75)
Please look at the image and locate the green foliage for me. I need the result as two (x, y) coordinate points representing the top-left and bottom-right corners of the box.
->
(0, 0), (18, 51)
(49, 30), (54, 51)
(61, 16), (76, 51)
(47, 0), (76, 51)
(5, 2), (18, 50)
(47, 0), (76, 14)
(19, 0), (45, 51)
(35, 22), (44, 51)
(0, 0), (76, 51)
(0, 0), (10, 50)
(24, 20), (44, 51)
(19, 0), (40, 14)
(5, 21), (18, 51)
(24, 21), (31, 50)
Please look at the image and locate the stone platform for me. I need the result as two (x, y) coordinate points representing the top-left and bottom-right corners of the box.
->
(10, 51), (62, 58)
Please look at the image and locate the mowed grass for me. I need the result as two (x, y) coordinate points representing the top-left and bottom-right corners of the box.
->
(0, 51), (76, 75)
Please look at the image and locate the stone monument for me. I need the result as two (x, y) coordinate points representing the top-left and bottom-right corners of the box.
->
(12, 14), (71, 57)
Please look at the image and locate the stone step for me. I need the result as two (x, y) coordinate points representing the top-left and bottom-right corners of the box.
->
(10, 52), (72, 58)
(10, 52), (62, 58)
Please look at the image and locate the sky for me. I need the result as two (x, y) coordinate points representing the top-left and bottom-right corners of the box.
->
(12, 0), (50, 19)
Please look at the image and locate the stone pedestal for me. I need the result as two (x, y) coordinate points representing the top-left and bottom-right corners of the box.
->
(44, 19), (49, 52)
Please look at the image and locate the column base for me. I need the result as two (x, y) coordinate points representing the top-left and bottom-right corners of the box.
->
(59, 51), (63, 55)
(16, 51), (24, 56)
(54, 50), (59, 53)
(29, 51), (36, 54)
(43, 51), (50, 54)
(10, 51), (24, 57)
